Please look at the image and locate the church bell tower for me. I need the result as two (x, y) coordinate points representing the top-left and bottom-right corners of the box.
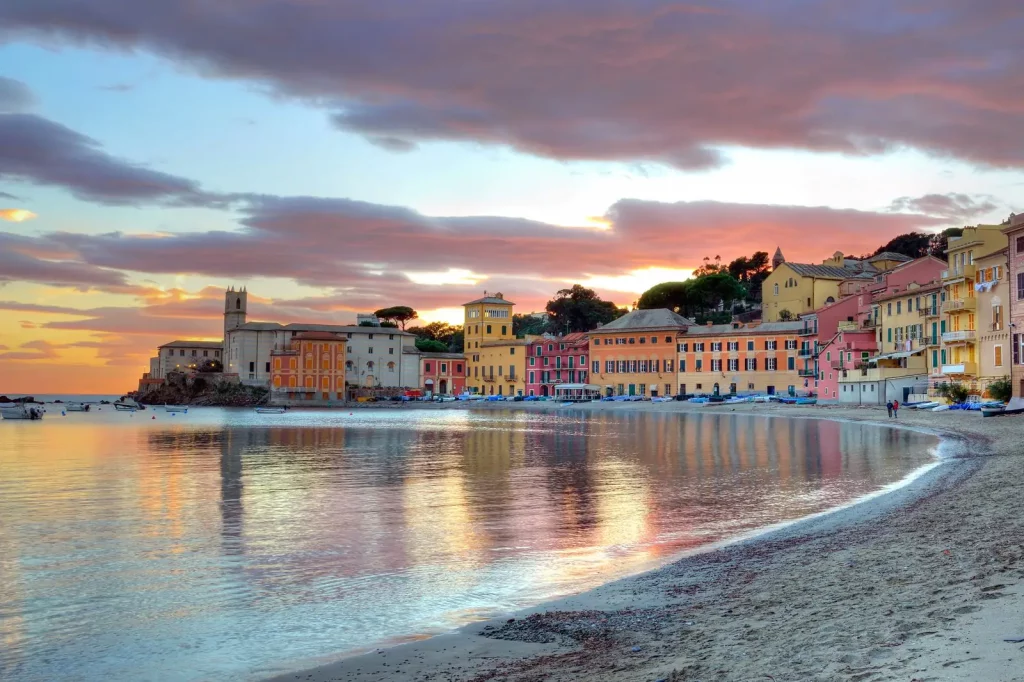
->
(224, 286), (248, 335)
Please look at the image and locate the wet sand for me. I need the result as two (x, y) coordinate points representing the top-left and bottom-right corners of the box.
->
(267, 402), (1024, 682)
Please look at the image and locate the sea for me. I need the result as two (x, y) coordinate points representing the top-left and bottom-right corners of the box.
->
(0, 405), (939, 681)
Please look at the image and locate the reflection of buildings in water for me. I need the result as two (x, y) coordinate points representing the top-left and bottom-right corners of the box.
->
(0, 525), (26, 674)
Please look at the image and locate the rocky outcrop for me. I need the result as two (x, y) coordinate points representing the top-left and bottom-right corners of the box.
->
(136, 372), (269, 407)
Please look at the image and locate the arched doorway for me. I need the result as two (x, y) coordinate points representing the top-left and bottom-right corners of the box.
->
(439, 379), (447, 394)
(541, 385), (548, 397)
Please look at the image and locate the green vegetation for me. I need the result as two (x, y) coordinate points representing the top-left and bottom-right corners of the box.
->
(415, 338), (449, 353)
(373, 305), (418, 329)
(935, 381), (970, 404)
(545, 285), (626, 334)
(512, 313), (550, 337)
(988, 377), (1012, 403)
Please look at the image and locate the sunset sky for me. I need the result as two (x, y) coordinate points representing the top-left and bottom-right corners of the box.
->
(1, 1), (1022, 394)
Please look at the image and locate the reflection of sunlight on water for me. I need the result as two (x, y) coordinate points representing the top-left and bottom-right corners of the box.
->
(0, 409), (938, 682)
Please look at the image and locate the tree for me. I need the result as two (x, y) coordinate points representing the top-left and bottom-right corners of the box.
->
(778, 309), (794, 321)
(689, 272), (746, 315)
(448, 330), (464, 353)
(374, 306), (418, 329)
(636, 281), (694, 316)
(415, 338), (449, 353)
(727, 251), (771, 302)
(197, 358), (223, 373)
(930, 227), (964, 258)
(936, 381), (970, 404)
(988, 377), (1012, 403)
(358, 320), (378, 327)
(408, 321), (458, 343)
(872, 232), (933, 259)
(513, 313), (550, 337)
(545, 285), (625, 333)
(693, 255), (724, 277)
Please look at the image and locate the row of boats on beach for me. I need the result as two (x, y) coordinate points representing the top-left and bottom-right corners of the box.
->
(0, 398), (191, 420)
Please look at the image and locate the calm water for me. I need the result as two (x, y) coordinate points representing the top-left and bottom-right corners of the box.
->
(0, 407), (938, 681)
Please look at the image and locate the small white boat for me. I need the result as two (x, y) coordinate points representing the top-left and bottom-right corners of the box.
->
(65, 402), (91, 412)
(932, 404), (951, 412)
(162, 405), (188, 413)
(1, 404), (44, 420)
(910, 401), (939, 410)
(255, 407), (286, 414)
(114, 398), (144, 411)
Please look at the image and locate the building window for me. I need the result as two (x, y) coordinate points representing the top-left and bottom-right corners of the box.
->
(425, 362), (432, 372)
(774, 283), (779, 296)
(502, 326), (507, 335)
(727, 359), (739, 372)
(680, 360), (686, 372)
(486, 325), (492, 334)
(678, 342), (688, 352)
(747, 340), (754, 351)
(745, 358), (756, 370)
(995, 345), (1003, 367)
(640, 336), (646, 344)
(711, 342), (722, 352)
(727, 341), (739, 351)
(203, 350), (209, 357)
(457, 364), (462, 372)
(389, 334), (394, 340)
(368, 334), (374, 340)
(766, 358), (777, 371)
(694, 342), (705, 352)
(665, 336), (672, 343)
(788, 357), (795, 370)
(368, 347), (373, 354)
(765, 340), (777, 350)
(695, 359), (703, 371)
(785, 339), (797, 350)
(389, 348), (394, 355)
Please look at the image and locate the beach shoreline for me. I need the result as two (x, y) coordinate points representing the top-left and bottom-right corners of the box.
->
(264, 402), (1024, 682)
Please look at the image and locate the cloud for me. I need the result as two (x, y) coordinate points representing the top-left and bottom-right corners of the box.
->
(0, 339), (61, 361)
(888, 193), (1001, 222)
(0, 191), (20, 200)
(0, 208), (37, 222)
(0, 110), (233, 207)
(3, 2), (1024, 169)
(0, 76), (35, 113)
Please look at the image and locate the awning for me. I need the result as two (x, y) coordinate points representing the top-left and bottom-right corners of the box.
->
(869, 348), (925, 362)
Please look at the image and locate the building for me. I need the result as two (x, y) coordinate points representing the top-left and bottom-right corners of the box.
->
(974, 248), (1010, 396)
(938, 224), (1008, 390)
(463, 292), (526, 396)
(222, 288), (417, 389)
(837, 349), (930, 405)
(270, 331), (346, 404)
(677, 320), (805, 396)
(419, 353), (466, 396)
(154, 340), (223, 379)
(589, 309), (693, 397)
(761, 251), (880, 322)
(1001, 215), (1024, 397)
(525, 332), (589, 397)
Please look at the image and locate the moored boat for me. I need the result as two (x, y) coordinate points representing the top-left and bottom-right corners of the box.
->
(114, 398), (144, 411)
(65, 402), (91, 412)
(255, 407), (286, 414)
(1, 404), (44, 420)
(163, 405), (188, 413)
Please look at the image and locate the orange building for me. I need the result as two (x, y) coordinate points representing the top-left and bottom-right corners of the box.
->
(270, 331), (347, 403)
(588, 309), (693, 397)
(677, 320), (806, 396)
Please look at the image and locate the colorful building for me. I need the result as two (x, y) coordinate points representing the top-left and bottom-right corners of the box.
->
(677, 320), (805, 396)
(974, 248), (1010, 396)
(1002, 215), (1024, 398)
(155, 340), (223, 378)
(525, 332), (589, 397)
(420, 352), (466, 396)
(938, 224), (1007, 390)
(761, 250), (881, 322)
(463, 292), (526, 396)
(270, 331), (346, 403)
(589, 309), (692, 397)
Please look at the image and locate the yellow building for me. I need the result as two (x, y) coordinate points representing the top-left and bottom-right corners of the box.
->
(975, 248), (1010, 395)
(463, 292), (526, 396)
(939, 225), (1008, 388)
(761, 250), (899, 322)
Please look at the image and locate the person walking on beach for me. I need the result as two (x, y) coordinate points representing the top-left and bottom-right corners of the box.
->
(886, 400), (893, 418)
(892, 400), (899, 418)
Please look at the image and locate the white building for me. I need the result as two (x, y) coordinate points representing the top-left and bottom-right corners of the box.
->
(221, 288), (419, 388)
(154, 340), (223, 379)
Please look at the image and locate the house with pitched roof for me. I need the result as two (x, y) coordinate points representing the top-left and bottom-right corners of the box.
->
(588, 309), (694, 397)
(762, 250), (880, 322)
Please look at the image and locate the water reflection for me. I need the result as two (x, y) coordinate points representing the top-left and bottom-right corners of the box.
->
(0, 409), (935, 681)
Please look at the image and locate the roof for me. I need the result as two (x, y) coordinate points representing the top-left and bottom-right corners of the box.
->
(418, 352), (466, 360)
(682, 321), (805, 336)
(783, 262), (876, 280)
(592, 309), (695, 332)
(868, 252), (914, 263)
(158, 340), (223, 349)
(872, 281), (943, 302)
(480, 339), (530, 347)
(870, 348), (926, 361)
(293, 331), (345, 341)
(463, 296), (515, 306)
(231, 322), (414, 335)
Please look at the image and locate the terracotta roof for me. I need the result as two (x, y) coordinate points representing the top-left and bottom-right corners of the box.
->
(463, 296), (515, 306)
(158, 340), (223, 349)
(682, 321), (805, 336)
(592, 309), (694, 332)
(293, 331), (345, 340)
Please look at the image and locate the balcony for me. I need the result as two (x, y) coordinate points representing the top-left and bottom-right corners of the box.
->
(918, 307), (939, 318)
(798, 368), (817, 377)
(941, 298), (976, 314)
(941, 330), (976, 344)
(798, 348), (815, 358)
(862, 318), (877, 329)
(837, 320), (860, 332)
(941, 361), (978, 376)
(797, 327), (817, 337)
(942, 264), (976, 282)
(924, 335), (940, 347)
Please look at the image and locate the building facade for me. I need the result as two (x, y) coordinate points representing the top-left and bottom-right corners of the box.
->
(155, 340), (223, 379)
(938, 225), (1007, 390)
(420, 353), (466, 396)
(525, 332), (589, 397)
(462, 293), (525, 396)
(270, 331), (346, 403)
(762, 251), (878, 322)
(1002, 216), (1024, 398)
(589, 309), (692, 397)
(974, 248), (1010, 396)
(677, 321), (805, 396)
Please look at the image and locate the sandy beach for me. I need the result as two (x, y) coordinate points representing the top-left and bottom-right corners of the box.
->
(267, 402), (1024, 682)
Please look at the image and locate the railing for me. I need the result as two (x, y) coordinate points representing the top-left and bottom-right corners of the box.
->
(797, 368), (817, 377)
(941, 361), (978, 375)
(942, 264), (976, 281)
(924, 335), (940, 347)
(798, 348), (815, 358)
(837, 321), (859, 332)
(918, 307), (938, 317)
(862, 318), (877, 328)
(941, 330), (976, 343)
(797, 327), (817, 337)
(941, 298), (976, 313)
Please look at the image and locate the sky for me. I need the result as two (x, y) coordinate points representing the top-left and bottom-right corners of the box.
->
(0, 0), (1022, 394)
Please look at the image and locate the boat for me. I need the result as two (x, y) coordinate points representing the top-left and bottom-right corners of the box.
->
(162, 405), (188, 414)
(689, 396), (709, 404)
(114, 398), (144, 411)
(1, 404), (44, 420)
(910, 401), (939, 410)
(932, 404), (951, 412)
(255, 407), (286, 414)
(65, 402), (91, 412)
(795, 398), (817, 405)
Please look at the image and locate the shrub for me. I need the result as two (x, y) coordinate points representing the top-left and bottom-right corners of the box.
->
(988, 377), (1012, 403)
(936, 381), (970, 404)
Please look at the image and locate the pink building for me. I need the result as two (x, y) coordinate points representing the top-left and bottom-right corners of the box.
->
(525, 332), (589, 397)
(1002, 216), (1024, 397)
(420, 353), (466, 396)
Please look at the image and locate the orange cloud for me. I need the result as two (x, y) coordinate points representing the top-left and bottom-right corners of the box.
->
(0, 208), (36, 222)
